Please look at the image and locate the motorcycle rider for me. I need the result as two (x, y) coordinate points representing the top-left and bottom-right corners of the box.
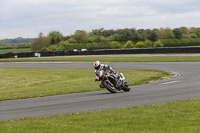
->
(93, 61), (122, 88)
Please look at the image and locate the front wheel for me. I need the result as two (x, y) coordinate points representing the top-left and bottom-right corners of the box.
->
(102, 80), (117, 93)
(122, 82), (131, 92)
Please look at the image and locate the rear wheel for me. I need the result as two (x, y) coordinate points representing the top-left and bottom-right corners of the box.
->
(102, 80), (117, 93)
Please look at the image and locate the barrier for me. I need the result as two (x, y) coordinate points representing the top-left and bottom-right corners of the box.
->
(0, 52), (13, 58)
(1, 47), (200, 59)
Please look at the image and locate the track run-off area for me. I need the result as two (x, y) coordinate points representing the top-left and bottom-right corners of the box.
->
(1, 61), (200, 120)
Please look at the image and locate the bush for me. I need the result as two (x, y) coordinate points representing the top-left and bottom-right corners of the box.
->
(16, 44), (31, 49)
(154, 40), (164, 47)
(108, 33), (121, 41)
(58, 41), (73, 50)
(110, 41), (121, 49)
(48, 45), (58, 51)
(160, 38), (200, 47)
(135, 41), (147, 48)
(67, 38), (78, 43)
(123, 41), (134, 48)
(1, 44), (13, 49)
(188, 38), (200, 46)
(144, 40), (153, 48)
(86, 43), (99, 50)
(190, 33), (198, 38)
(41, 47), (49, 51)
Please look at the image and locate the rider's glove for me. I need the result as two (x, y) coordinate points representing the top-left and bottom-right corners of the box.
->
(105, 65), (110, 69)
(95, 76), (100, 81)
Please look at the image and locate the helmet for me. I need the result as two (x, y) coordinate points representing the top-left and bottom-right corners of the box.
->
(94, 61), (101, 70)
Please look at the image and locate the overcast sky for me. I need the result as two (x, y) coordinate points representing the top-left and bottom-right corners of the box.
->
(0, 0), (200, 39)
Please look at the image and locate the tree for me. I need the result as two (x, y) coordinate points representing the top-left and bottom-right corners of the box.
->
(178, 27), (190, 39)
(108, 33), (121, 41)
(116, 28), (135, 41)
(92, 28), (104, 36)
(98, 36), (109, 48)
(148, 29), (158, 41)
(136, 29), (148, 41)
(173, 28), (182, 39)
(47, 31), (63, 45)
(157, 28), (175, 39)
(102, 29), (116, 37)
(67, 38), (78, 43)
(31, 33), (50, 51)
(196, 28), (200, 37)
(72, 30), (88, 43)
(58, 41), (74, 50)
(123, 41), (134, 48)
(190, 27), (200, 37)
(190, 33), (198, 38)
(179, 27), (189, 34)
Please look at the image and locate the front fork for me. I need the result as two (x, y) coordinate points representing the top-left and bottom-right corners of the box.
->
(119, 73), (125, 81)
(118, 73), (125, 88)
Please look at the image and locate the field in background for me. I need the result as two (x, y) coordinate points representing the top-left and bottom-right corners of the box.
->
(0, 48), (31, 54)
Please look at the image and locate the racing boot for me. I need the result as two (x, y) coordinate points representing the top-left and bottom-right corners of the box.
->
(99, 83), (105, 88)
(116, 79), (122, 89)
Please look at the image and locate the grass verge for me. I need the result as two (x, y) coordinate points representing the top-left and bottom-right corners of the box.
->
(0, 68), (170, 101)
(0, 99), (200, 133)
(1, 56), (200, 62)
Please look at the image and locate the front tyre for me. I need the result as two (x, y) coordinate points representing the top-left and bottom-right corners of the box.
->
(122, 82), (131, 92)
(102, 80), (117, 93)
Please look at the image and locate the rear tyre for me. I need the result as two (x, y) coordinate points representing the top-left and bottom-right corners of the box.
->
(122, 82), (131, 92)
(102, 80), (117, 93)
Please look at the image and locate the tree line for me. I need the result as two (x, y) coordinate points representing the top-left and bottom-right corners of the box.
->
(31, 27), (200, 51)
(0, 37), (34, 46)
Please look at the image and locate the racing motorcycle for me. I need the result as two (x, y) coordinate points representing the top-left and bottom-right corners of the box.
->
(95, 69), (131, 93)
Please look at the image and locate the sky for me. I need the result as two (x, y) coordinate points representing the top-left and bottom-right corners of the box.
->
(0, 0), (200, 39)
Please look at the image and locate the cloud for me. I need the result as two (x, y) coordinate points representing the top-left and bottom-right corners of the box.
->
(0, 0), (200, 39)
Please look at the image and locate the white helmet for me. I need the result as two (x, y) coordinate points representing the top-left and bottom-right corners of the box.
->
(93, 61), (101, 70)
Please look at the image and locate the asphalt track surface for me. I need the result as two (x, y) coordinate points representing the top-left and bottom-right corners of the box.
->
(1, 62), (200, 120)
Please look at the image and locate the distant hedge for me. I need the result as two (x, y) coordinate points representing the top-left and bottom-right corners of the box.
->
(160, 38), (200, 47)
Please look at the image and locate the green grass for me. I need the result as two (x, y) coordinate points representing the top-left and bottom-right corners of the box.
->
(1, 56), (200, 62)
(0, 68), (170, 101)
(1, 99), (200, 133)
(0, 48), (31, 54)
